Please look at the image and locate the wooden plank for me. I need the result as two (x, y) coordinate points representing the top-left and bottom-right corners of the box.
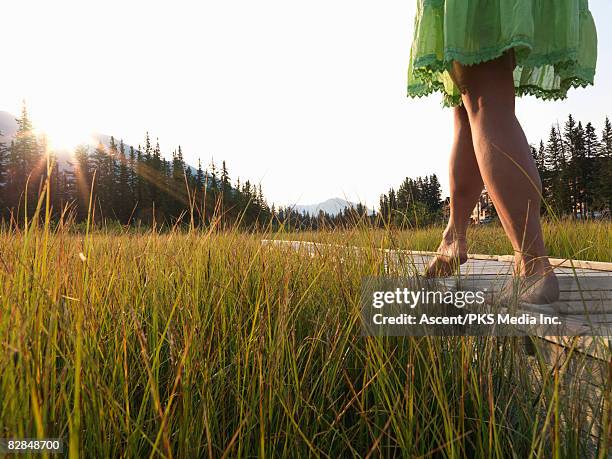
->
(565, 313), (612, 324)
(559, 291), (611, 301)
(457, 274), (611, 292)
(460, 268), (512, 276)
(557, 276), (612, 288)
(549, 257), (612, 272)
(553, 302), (612, 315)
(516, 302), (611, 321)
(460, 266), (612, 277)
(555, 269), (612, 276)
(468, 253), (500, 260)
(461, 269), (513, 274)
(397, 257), (610, 278)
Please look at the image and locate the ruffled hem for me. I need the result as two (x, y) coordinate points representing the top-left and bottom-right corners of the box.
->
(407, 44), (596, 107)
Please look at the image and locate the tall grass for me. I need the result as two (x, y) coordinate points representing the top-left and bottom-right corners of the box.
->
(0, 179), (610, 457)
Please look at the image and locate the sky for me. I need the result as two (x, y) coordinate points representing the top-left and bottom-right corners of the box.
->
(1, 0), (611, 209)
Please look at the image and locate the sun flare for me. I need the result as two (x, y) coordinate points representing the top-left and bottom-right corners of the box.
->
(33, 112), (94, 153)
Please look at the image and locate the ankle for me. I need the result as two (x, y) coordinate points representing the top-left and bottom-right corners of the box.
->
(514, 254), (554, 277)
(442, 225), (466, 243)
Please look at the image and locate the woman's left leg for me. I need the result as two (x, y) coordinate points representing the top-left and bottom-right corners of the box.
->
(450, 52), (559, 303)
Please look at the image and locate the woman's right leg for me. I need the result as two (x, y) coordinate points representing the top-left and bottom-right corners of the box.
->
(446, 105), (484, 240)
(424, 105), (483, 277)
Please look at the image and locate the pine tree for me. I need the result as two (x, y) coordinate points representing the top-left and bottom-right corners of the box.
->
(426, 174), (442, 216)
(128, 146), (137, 201)
(184, 166), (193, 189)
(59, 167), (76, 216)
(544, 125), (567, 214)
(562, 116), (578, 216)
(140, 134), (153, 211)
(0, 132), (7, 213)
(208, 159), (219, 210)
(172, 146), (185, 183)
(116, 139), (132, 222)
(534, 141), (547, 213)
(195, 158), (204, 191)
(388, 188), (397, 213)
(7, 103), (43, 215)
(532, 143), (545, 175)
(209, 160), (218, 191)
(220, 160), (231, 212)
(582, 122), (598, 215)
(149, 138), (163, 211)
(379, 195), (388, 223)
(61, 154), (78, 216)
(74, 145), (92, 220)
(574, 121), (587, 216)
(170, 146), (187, 219)
(596, 117), (612, 212)
(90, 141), (110, 217)
(45, 144), (63, 218)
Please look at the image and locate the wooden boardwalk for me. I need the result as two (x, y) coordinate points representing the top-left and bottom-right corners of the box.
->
(263, 239), (612, 356)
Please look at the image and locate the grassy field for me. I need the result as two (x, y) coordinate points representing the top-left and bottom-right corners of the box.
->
(0, 217), (610, 457)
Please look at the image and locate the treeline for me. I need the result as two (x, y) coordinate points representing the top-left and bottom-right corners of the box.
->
(0, 106), (274, 228)
(0, 104), (432, 231)
(275, 203), (373, 231)
(278, 175), (445, 231)
(378, 175), (443, 227)
(532, 115), (612, 217)
(2, 105), (609, 230)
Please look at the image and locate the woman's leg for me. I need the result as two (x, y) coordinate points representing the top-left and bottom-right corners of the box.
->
(451, 52), (559, 302)
(425, 106), (483, 276)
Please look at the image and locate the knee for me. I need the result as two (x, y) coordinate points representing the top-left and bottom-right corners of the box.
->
(451, 53), (516, 119)
(453, 105), (469, 124)
(461, 94), (517, 130)
(453, 105), (471, 136)
(450, 178), (482, 196)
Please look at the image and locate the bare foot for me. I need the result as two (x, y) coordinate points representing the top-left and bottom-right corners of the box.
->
(424, 235), (468, 277)
(497, 271), (560, 305)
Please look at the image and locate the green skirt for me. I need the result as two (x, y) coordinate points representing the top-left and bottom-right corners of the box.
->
(407, 0), (598, 106)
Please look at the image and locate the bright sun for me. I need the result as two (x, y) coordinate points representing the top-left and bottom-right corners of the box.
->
(33, 112), (94, 153)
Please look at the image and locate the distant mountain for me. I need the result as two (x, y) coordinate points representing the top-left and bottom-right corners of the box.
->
(0, 111), (18, 141)
(292, 197), (370, 216)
